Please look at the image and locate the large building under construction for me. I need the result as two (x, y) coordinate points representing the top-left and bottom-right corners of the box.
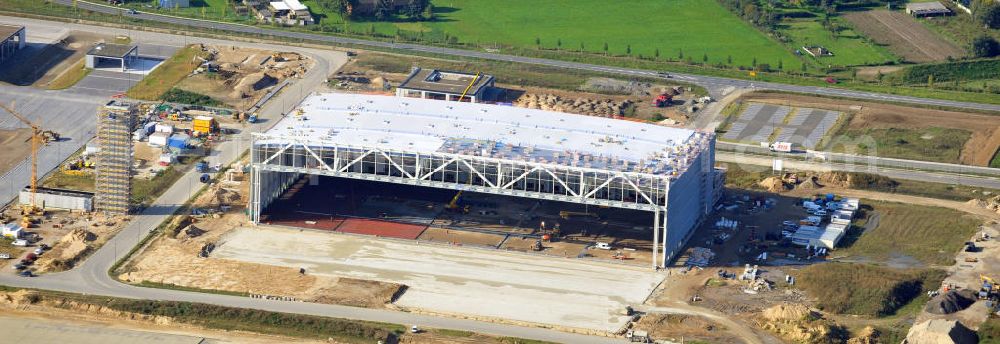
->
(250, 93), (720, 268)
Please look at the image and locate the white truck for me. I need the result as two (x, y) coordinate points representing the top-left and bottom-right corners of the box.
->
(768, 141), (793, 153)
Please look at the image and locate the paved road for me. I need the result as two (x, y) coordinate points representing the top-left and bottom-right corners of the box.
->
(719, 142), (1000, 177)
(717, 152), (1000, 190)
(46, 0), (1000, 113)
(0, 18), (624, 344)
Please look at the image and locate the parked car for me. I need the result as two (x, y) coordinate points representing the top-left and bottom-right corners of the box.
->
(13, 264), (25, 270)
(782, 220), (797, 226)
(12, 239), (28, 247)
(25, 253), (37, 261)
(39, 243), (49, 250)
(0, 253), (10, 259)
(33, 248), (44, 255)
(19, 270), (32, 277)
(410, 325), (420, 334)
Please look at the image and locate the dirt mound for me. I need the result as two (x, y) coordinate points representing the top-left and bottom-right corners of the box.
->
(759, 177), (790, 193)
(757, 304), (842, 343)
(308, 278), (406, 308)
(925, 290), (976, 314)
(580, 77), (654, 96)
(761, 303), (815, 322)
(905, 319), (977, 344)
(967, 195), (1000, 215)
(848, 326), (879, 344)
(798, 176), (823, 190)
(230, 72), (277, 99)
(633, 314), (726, 342)
(818, 171), (897, 190)
(0, 290), (40, 305)
(61, 228), (96, 243)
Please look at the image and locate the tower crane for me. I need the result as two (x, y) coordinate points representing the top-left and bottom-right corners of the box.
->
(0, 102), (59, 215)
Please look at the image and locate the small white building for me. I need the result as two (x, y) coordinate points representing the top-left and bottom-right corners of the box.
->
(149, 132), (170, 147)
(1, 223), (23, 239)
(906, 1), (951, 16)
(267, 0), (314, 25)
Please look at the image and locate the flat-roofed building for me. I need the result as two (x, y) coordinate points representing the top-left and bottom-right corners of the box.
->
(0, 24), (26, 65)
(396, 67), (495, 103)
(906, 1), (951, 16)
(85, 43), (139, 72)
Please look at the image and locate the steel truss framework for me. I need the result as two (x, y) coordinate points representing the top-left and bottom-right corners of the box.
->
(250, 133), (708, 268)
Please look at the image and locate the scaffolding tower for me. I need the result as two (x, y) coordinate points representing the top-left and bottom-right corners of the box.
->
(95, 100), (136, 215)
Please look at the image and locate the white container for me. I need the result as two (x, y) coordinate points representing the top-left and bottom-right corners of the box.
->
(155, 123), (174, 134)
(149, 132), (170, 146)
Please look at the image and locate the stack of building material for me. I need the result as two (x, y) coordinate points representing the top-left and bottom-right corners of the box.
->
(687, 247), (715, 267)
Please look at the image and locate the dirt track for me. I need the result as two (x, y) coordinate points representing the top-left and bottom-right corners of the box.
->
(741, 93), (1000, 166)
(844, 10), (965, 63)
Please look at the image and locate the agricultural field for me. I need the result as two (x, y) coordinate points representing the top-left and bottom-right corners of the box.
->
(122, 0), (252, 22)
(844, 10), (965, 63)
(331, 0), (800, 68)
(836, 127), (971, 164)
(780, 18), (896, 66)
(837, 201), (981, 266)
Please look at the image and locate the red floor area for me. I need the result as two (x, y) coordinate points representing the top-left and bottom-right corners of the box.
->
(335, 219), (428, 239)
(265, 218), (345, 231)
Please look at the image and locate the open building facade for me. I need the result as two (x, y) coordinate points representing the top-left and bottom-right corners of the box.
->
(250, 93), (721, 268)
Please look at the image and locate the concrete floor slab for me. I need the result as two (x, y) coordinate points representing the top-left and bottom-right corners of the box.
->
(214, 226), (664, 332)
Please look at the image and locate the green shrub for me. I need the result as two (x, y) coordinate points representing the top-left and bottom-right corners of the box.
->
(161, 88), (222, 107)
(897, 59), (1000, 83)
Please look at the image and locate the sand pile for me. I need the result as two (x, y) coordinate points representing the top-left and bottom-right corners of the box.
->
(905, 319), (977, 344)
(757, 303), (841, 343)
(848, 326), (879, 344)
(761, 303), (815, 322)
(967, 195), (1000, 214)
(759, 176), (789, 193)
(798, 176), (822, 190)
(925, 290), (976, 315)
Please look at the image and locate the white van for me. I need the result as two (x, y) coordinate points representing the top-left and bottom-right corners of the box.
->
(594, 242), (613, 250)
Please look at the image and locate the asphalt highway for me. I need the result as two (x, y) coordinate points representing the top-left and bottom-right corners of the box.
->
(51, 0), (1000, 113)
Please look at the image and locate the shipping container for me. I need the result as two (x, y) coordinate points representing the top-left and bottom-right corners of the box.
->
(148, 132), (170, 146)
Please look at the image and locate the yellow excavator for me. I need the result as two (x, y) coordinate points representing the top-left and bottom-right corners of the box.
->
(0, 102), (58, 220)
(445, 191), (469, 214)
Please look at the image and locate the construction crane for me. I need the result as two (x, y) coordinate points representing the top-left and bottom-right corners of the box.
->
(457, 72), (481, 102)
(0, 102), (58, 214)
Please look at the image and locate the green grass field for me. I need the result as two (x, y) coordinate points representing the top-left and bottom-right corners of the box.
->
(780, 19), (896, 67)
(839, 201), (980, 266)
(127, 45), (204, 100)
(123, 0), (252, 22)
(329, 0), (800, 68)
(794, 263), (945, 316)
(835, 127), (971, 164)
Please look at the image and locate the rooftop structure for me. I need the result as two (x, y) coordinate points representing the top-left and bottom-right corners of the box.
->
(906, 1), (951, 16)
(396, 67), (496, 103)
(251, 93), (720, 268)
(86, 43), (139, 72)
(265, 0), (314, 25)
(0, 24), (25, 65)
